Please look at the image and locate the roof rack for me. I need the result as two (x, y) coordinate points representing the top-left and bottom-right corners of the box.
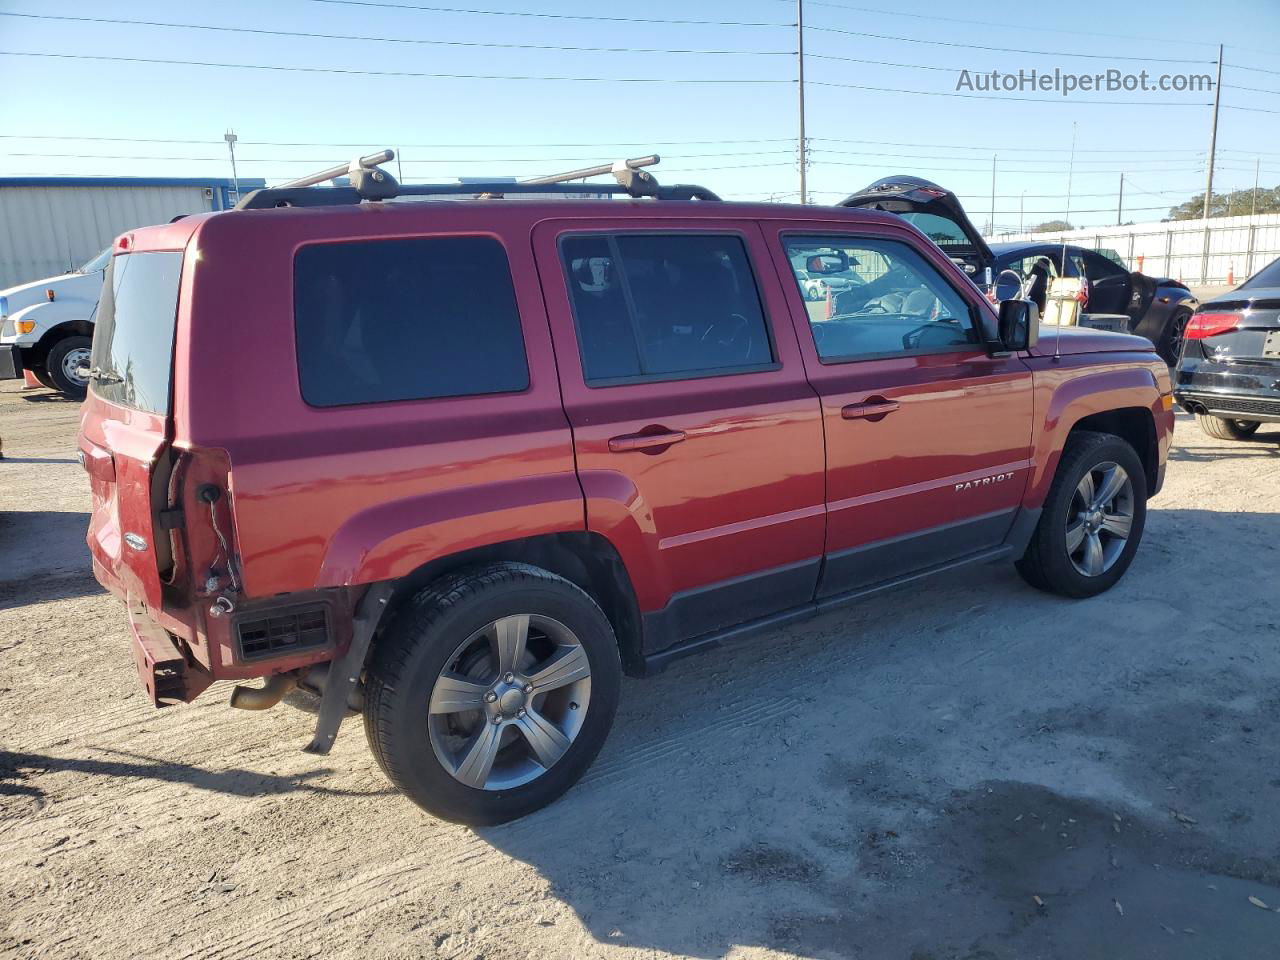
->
(234, 149), (721, 210)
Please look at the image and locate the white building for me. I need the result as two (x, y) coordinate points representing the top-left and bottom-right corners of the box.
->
(0, 176), (266, 288)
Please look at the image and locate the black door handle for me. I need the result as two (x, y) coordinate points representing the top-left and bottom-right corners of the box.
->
(841, 397), (900, 422)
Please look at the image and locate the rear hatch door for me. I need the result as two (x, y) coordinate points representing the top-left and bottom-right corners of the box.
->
(1191, 286), (1280, 361)
(838, 176), (995, 284)
(79, 249), (184, 611)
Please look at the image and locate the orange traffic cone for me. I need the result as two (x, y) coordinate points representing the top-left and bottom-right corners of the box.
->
(1227, 263), (1235, 285)
(825, 284), (834, 319)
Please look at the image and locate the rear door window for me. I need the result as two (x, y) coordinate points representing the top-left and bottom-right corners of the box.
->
(89, 252), (183, 415)
(560, 233), (774, 384)
(294, 235), (529, 407)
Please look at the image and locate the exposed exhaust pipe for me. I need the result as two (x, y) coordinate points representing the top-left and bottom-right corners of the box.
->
(229, 673), (299, 711)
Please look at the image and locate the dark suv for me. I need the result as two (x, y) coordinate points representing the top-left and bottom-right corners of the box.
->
(79, 156), (1174, 824)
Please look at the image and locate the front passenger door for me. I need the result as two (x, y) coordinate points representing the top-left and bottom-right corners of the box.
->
(767, 225), (1035, 598)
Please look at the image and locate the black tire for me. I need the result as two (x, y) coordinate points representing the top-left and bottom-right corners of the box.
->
(364, 562), (621, 825)
(1196, 414), (1261, 441)
(44, 336), (92, 399)
(1016, 430), (1148, 599)
(1157, 309), (1191, 366)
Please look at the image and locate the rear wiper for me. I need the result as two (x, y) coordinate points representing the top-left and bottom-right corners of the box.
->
(86, 367), (123, 384)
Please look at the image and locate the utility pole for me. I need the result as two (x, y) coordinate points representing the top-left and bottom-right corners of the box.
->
(224, 130), (240, 201)
(1019, 191), (1025, 233)
(797, 0), (807, 204)
(1117, 173), (1124, 226)
(989, 154), (997, 235)
(1252, 157), (1260, 217)
(1202, 43), (1223, 220)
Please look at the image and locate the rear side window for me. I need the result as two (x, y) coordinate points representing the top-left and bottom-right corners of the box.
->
(89, 252), (183, 415)
(294, 236), (528, 407)
(560, 233), (774, 384)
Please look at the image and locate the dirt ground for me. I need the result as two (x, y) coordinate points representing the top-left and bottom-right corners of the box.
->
(2, 379), (1279, 960)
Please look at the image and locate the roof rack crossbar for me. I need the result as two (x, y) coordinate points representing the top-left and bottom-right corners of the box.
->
(275, 149), (396, 189)
(233, 150), (721, 210)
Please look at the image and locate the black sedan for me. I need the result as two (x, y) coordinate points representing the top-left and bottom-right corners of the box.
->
(1174, 256), (1280, 440)
(841, 176), (1198, 364)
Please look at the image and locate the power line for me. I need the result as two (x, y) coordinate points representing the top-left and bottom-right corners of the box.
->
(0, 50), (792, 83)
(813, 146), (1215, 166)
(0, 12), (791, 57)
(5, 150), (797, 162)
(809, 79), (1209, 107)
(0, 135), (797, 147)
(1224, 82), (1280, 96)
(778, 0), (1218, 49)
(816, 137), (1206, 155)
(803, 24), (1214, 64)
(1223, 103), (1280, 114)
(300, 0), (791, 27)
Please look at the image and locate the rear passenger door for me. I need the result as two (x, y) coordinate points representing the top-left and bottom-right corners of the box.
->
(764, 222), (1035, 598)
(532, 220), (825, 656)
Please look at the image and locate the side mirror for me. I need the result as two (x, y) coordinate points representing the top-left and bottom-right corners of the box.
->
(996, 298), (1039, 352)
(993, 269), (1024, 303)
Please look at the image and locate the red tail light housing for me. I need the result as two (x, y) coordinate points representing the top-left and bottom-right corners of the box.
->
(1184, 311), (1241, 340)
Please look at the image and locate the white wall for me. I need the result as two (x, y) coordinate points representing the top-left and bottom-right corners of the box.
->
(989, 213), (1280, 284)
(0, 184), (219, 288)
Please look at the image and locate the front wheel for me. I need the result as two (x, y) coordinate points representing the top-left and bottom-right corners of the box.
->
(44, 336), (92, 399)
(1016, 431), (1148, 599)
(1196, 414), (1260, 441)
(364, 562), (621, 825)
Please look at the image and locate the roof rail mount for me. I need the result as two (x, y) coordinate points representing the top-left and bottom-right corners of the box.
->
(234, 151), (721, 210)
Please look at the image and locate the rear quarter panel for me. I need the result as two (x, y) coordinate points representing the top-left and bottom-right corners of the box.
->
(179, 206), (582, 596)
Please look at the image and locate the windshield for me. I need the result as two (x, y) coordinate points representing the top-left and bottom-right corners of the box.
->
(899, 212), (969, 247)
(78, 247), (112, 274)
(1241, 256), (1280, 289)
(88, 252), (183, 414)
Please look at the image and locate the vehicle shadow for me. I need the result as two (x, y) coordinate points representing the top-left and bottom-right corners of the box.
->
(0, 456), (81, 465)
(0, 510), (92, 587)
(477, 508), (1280, 959)
(18, 392), (80, 404)
(0, 747), (396, 802)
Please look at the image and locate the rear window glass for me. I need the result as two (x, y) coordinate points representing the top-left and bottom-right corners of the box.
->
(88, 252), (183, 415)
(294, 236), (529, 407)
(1243, 256), (1280, 289)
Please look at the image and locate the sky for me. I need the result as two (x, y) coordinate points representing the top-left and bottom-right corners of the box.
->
(1, 0), (1278, 229)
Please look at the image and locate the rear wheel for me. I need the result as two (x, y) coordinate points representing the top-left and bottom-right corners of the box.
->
(1196, 414), (1260, 441)
(44, 336), (92, 399)
(1016, 430), (1147, 598)
(364, 562), (621, 825)
(1158, 308), (1191, 365)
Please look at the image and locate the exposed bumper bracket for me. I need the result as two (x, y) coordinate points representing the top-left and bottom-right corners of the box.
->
(129, 602), (212, 707)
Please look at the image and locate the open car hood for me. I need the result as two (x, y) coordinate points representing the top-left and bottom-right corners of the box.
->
(839, 176), (995, 280)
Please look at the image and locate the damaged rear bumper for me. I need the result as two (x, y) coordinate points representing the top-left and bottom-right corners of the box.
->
(128, 600), (212, 707)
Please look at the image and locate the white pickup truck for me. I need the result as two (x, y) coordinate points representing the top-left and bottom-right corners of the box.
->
(0, 247), (108, 397)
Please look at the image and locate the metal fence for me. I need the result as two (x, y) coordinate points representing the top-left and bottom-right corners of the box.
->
(990, 213), (1280, 285)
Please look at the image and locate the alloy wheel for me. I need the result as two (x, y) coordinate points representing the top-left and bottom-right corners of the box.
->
(1065, 461), (1135, 577)
(427, 614), (592, 791)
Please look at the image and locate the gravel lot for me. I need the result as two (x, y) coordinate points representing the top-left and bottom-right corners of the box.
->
(2, 378), (1279, 960)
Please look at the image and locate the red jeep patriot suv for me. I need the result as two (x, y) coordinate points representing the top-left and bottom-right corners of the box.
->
(79, 154), (1173, 824)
